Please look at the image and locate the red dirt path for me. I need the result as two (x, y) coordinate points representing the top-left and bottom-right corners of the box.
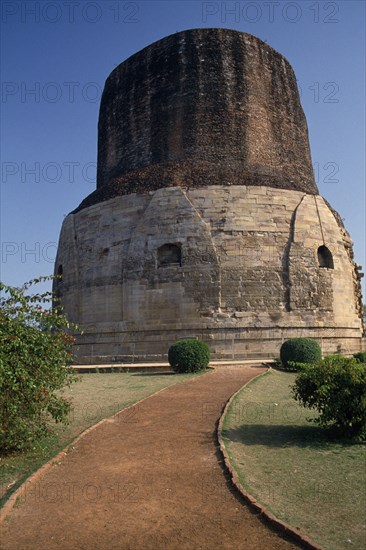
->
(1, 367), (299, 549)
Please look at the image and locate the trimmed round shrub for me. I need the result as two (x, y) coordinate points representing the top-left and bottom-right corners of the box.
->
(280, 338), (322, 371)
(168, 339), (210, 373)
(353, 352), (366, 364)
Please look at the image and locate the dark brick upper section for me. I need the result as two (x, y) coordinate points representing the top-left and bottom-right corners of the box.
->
(76, 28), (317, 211)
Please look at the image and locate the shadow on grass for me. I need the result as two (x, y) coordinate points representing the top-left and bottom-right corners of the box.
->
(222, 424), (358, 449)
(131, 371), (175, 377)
(132, 368), (212, 377)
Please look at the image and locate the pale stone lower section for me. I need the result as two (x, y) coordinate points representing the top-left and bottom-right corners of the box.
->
(55, 186), (364, 363)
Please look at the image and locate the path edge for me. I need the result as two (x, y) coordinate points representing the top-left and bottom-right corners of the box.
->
(217, 368), (324, 550)
(0, 369), (214, 525)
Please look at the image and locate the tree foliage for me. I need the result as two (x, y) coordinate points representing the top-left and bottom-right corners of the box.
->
(292, 355), (366, 441)
(353, 351), (366, 364)
(0, 277), (78, 454)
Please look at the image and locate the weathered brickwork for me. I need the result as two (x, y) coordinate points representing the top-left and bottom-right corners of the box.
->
(55, 29), (364, 362)
(76, 29), (317, 213)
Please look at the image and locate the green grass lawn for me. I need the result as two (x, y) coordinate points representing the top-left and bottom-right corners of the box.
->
(222, 369), (366, 550)
(0, 370), (201, 506)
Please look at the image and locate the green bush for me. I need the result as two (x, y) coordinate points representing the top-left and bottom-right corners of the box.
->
(285, 361), (311, 372)
(0, 277), (78, 453)
(353, 352), (366, 364)
(292, 355), (366, 441)
(168, 339), (210, 373)
(280, 338), (322, 371)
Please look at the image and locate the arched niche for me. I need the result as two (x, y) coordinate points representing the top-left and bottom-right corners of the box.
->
(317, 245), (334, 269)
(157, 244), (182, 267)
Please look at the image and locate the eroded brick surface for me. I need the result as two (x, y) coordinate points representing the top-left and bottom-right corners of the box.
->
(76, 29), (316, 213)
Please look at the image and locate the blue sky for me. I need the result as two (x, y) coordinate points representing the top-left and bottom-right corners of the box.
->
(1, 0), (365, 298)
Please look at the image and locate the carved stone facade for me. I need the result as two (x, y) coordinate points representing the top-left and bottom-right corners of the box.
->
(55, 29), (364, 363)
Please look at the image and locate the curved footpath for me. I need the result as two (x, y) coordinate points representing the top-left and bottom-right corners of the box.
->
(1, 367), (300, 549)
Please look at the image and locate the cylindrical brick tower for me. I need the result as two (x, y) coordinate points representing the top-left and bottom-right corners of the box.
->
(55, 29), (364, 363)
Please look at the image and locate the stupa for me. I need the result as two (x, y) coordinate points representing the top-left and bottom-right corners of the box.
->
(54, 29), (364, 362)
